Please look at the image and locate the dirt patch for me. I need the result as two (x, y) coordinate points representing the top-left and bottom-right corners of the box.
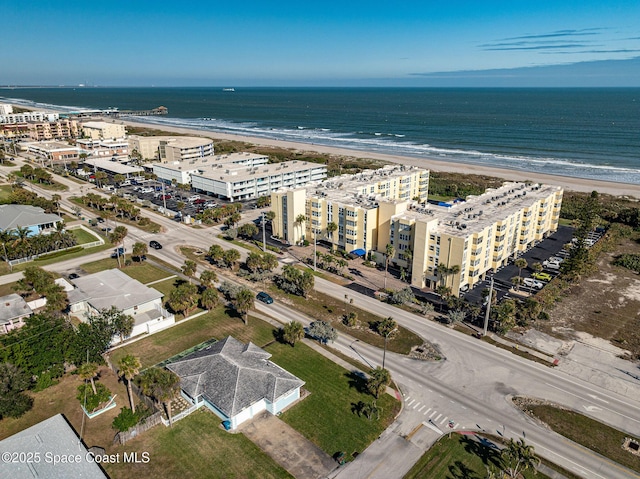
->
(540, 236), (640, 358)
(239, 411), (337, 479)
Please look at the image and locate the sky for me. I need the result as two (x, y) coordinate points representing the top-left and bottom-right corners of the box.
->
(2, 0), (640, 87)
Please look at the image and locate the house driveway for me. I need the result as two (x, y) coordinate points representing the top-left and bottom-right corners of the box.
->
(239, 411), (337, 479)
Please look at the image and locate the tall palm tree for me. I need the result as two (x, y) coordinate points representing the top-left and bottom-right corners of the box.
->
(233, 288), (254, 325)
(514, 258), (528, 284)
(326, 221), (338, 251)
(384, 243), (395, 290)
(501, 438), (540, 478)
(181, 260), (197, 283)
(294, 214), (307, 244)
(282, 320), (305, 347)
(139, 367), (181, 426)
(118, 355), (141, 413)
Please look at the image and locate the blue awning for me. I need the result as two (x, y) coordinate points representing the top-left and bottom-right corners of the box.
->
(349, 248), (366, 257)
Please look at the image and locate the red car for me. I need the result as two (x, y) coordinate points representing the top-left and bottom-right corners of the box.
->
(194, 198), (207, 204)
(160, 194), (172, 200)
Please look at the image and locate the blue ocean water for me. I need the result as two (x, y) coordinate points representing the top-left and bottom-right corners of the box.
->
(2, 87), (639, 184)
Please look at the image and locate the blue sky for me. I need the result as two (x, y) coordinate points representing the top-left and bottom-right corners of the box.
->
(2, 0), (640, 86)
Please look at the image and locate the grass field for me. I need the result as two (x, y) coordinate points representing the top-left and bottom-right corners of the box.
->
(0, 184), (12, 202)
(524, 404), (640, 473)
(108, 309), (276, 369)
(79, 258), (173, 285)
(70, 227), (102, 245)
(404, 434), (549, 479)
(104, 409), (293, 479)
(266, 340), (400, 462)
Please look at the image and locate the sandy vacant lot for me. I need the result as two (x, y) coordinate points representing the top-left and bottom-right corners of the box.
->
(544, 236), (640, 359)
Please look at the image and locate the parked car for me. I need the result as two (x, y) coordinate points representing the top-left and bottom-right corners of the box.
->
(187, 195), (201, 202)
(542, 260), (561, 271)
(140, 187), (154, 194)
(111, 247), (126, 258)
(96, 217), (105, 223)
(194, 198), (207, 205)
(532, 272), (553, 282)
(523, 278), (544, 289)
(149, 240), (162, 250)
(256, 292), (274, 304)
(68, 273), (80, 280)
(160, 194), (172, 200)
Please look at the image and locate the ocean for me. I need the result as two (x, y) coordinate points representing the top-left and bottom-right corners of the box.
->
(1, 87), (639, 184)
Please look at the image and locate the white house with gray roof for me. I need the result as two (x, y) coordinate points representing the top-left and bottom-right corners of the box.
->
(68, 269), (174, 340)
(0, 293), (32, 334)
(0, 413), (108, 478)
(166, 336), (305, 429)
(0, 204), (62, 237)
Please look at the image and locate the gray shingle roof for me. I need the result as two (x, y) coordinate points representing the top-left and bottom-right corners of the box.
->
(0, 293), (32, 324)
(166, 336), (304, 417)
(0, 414), (107, 478)
(0, 204), (61, 232)
(70, 269), (162, 311)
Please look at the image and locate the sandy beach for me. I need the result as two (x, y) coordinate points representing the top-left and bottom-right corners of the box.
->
(117, 118), (640, 198)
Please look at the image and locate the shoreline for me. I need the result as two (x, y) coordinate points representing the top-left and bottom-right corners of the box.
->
(119, 118), (640, 198)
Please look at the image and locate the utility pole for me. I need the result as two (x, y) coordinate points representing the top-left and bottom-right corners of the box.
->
(483, 276), (494, 336)
(262, 211), (266, 252)
(161, 181), (167, 214)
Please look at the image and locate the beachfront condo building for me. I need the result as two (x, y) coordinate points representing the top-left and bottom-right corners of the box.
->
(128, 135), (215, 162)
(271, 165), (430, 248)
(0, 119), (79, 141)
(0, 111), (59, 123)
(271, 166), (562, 296)
(81, 121), (126, 140)
(151, 151), (269, 186)
(191, 159), (327, 201)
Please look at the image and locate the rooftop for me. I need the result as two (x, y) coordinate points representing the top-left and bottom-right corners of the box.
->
(0, 293), (32, 324)
(0, 414), (107, 478)
(166, 336), (304, 417)
(153, 151), (268, 171)
(397, 182), (562, 236)
(0, 204), (62, 232)
(70, 269), (163, 311)
(83, 157), (144, 175)
(191, 159), (325, 183)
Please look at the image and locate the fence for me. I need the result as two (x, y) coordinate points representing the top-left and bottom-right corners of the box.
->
(159, 403), (200, 427)
(113, 411), (164, 445)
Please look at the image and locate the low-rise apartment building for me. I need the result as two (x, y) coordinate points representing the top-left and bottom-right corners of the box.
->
(0, 111), (59, 123)
(128, 135), (214, 162)
(191, 159), (327, 201)
(81, 121), (126, 140)
(0, 119), (78, 141)
(23, 141), (81, 164)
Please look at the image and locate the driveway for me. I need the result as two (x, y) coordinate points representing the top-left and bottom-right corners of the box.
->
(238, 411), (337, 479)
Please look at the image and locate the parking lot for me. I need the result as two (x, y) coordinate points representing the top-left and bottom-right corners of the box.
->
(462, 225), (604, 305)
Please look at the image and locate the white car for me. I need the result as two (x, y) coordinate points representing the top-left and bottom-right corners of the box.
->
(523, 278), (544, 289)
(187, 195), (201, 202)
(543, 261), (561, 271)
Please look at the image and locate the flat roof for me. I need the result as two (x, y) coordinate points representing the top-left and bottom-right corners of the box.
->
(192, 159), (326, 183)
(161, 137), (213, 148)
(25, 141), (78, 151)
(83, 157), (144, 174)
(396, 182), (562, 236)
(152, 151), (268, 171)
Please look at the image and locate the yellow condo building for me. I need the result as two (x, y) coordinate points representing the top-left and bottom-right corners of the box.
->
(272, 165), (563, 297)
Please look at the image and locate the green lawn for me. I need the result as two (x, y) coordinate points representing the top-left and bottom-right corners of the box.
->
(0, 184), (12, 202)
(405, 434), (549, 479)
(104, 409), (292, 479)
(266, 340), (400, 461)
(525, 404), (640, 473)
(118, 263), (174, 284)
(70, 227), (102, 245)
(108, 309), (277, 369)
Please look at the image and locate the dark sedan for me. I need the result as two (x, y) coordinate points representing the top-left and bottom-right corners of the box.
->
(149, 240), (162, 250)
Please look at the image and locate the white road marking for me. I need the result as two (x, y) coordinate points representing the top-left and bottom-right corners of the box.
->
(407, 399), (415, 407)
(424, 408), (432, 415)
(434, 413), (442, 422)
(440, 416), (448, 425)
(418, 405), (425, 412)
(413, 402), (420, 409)
(429, 411), (437, 418)
(588, 394), (609, 404)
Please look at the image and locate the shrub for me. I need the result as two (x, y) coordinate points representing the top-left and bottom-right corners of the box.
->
(343, 311), (359, 327)
(77, 383), (111, 412)
(112, 407), (139, 432)
(138, 217), (150, 226)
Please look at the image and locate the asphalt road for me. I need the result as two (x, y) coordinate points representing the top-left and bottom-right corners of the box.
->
(5, 159), (640, 479)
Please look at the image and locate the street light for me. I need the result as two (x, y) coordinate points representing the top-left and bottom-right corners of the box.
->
(262, 211), (266, 252)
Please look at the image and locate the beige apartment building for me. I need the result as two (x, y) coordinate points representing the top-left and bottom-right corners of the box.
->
(271, 165), (430, 248)
(128, 135), (214, 162)
(0, 119), (78, 141)
(272, 165), (562, 296)
(81, 121), (126, 140)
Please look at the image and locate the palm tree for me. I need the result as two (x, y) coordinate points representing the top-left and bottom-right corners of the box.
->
(78, 362), (99, 395)
(139, 367), (181, 426)
(514, 257), (528, 283)
(501, 438), (540, 478)
(511, 276), (523, 291)
(199, 269), (218, 289)
(367, 367), (391, 399)
(384, 243), (395, 290)
(282, 320), (305, 347)
(402, 249), (413, 275)
(181, 260), (197, 283)
(376, 317), (397, 369)
(200, 287), (219, 311)
(326, 221), (338, 251)
(118, 355), (141, 413)
(233, 288), (254, 324)
(132, 242), (148, 262)
(294, 214), (307, 244)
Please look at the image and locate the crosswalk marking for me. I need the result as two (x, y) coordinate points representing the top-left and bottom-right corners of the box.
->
(407, 399), (415, 407)
(413, 402), (420, 409)
(440, 416), (448, 425)
(429, 410), (437, 418)
(418, 405), (425, 412)
(434, 413), (442, 422)
(424, 408), (431, 415)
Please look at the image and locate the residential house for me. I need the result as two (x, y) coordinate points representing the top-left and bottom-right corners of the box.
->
(68, 269), (174, 341)
(0, 204), (62, 237)
(166, 336), (305, 429)
(0, 293), (32, 334)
